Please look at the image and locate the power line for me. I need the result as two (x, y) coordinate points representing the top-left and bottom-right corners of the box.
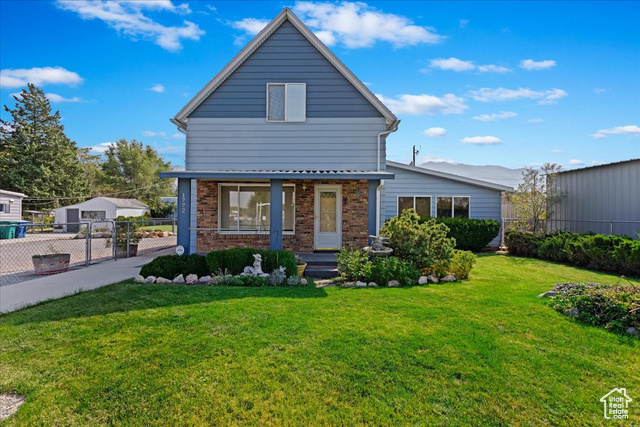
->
(22, 182), (168, 202)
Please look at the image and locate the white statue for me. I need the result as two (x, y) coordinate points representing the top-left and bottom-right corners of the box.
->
(241, 254), (269, 277)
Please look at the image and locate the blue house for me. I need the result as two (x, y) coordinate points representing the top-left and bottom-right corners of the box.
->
(161, 8), (507, 254)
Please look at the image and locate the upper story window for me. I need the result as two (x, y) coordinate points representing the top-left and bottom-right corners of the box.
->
(267, 83), (306, 122)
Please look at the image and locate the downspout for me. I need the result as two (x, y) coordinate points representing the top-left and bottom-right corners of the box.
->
(375, 119), (400, 234)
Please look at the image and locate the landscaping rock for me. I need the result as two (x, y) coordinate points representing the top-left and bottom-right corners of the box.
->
(101, 231), (112, 238)
(343, 282), (355, 288)
(143, 276), (156, 283)
(418, 276), (429, 285)
(173, 274), (185, 284)
(627, 327), (639, 336)
(368, 282), (378, 287)
(388, 280), (400, 287)
(300, 278), (308, 285)
(199, 275), (212, 284)
(538, 291), (557, 298)
(74, 233), (84, 239)
(564, 308), (580, 317)
(356, 281), (367, 287)
(185, 274), (198, 284)
(428, 274), (439, 283)
(142, 232), (150, 238)
(440, 275), (456, 282)
(156, 277), (172, 284)
(134, 275), (144, 283)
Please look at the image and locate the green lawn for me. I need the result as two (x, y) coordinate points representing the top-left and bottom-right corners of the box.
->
(139, 224), (175, 232)
(1, 255), (638, 425)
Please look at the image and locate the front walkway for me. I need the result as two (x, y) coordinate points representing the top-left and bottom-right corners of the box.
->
(0, 251), (166, 313)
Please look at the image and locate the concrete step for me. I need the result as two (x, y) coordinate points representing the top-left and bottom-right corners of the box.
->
(305, 265), (339, 279)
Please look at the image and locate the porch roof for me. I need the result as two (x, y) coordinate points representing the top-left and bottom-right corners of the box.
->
(160, 170), (394, 180)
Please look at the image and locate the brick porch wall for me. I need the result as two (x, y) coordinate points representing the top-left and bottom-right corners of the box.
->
(196, 179), (369, 253)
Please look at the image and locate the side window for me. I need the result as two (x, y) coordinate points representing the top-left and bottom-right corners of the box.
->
(398, 196), (431, 218)
(267, 83), (306, 122)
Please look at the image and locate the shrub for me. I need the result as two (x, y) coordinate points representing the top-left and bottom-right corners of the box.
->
(448, 250), (476, 280)
(140, 254), (208, 279)
(336, 248), (372, 282)
(210, 273), (243, 287)
(381, 209), (455, 273)
(505, 232), (544, 258)
(286, 276), (304, 286)
(370, 256), (420, 286)
(549, 282), (640, 334)
(269, 268), (286, 286)
(433, 218), (500, 252)
(205, 248), (297, 277)
(236, 275), (269, 287)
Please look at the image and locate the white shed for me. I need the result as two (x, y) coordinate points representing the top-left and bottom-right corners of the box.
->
(54, 197), (149, 232)
(0, 189), (27, 222)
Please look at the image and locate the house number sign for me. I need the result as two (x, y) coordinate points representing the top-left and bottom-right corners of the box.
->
(181, 191), (186, 214)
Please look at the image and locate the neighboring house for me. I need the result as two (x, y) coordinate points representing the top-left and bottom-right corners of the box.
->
(384, 162), (511, 246)
(0, 189), (27, 222)
(549, 159), (640, 238)
(160, 197), (178, 218)
(54, 197), (149, 232)
(161, 8), (507, 254)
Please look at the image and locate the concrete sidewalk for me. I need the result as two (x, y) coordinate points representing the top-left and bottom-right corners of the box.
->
(0, 254), (158, 313)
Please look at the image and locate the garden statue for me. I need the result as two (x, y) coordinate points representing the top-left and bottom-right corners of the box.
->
(363, 235), (393, 257)
(241, 254), (269, 277)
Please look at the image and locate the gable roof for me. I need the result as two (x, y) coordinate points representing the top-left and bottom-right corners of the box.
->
(172, 8), (397, 131)
(386, 161), (512, 192)
(0, 189), (27, 198)
(99, 198), (148, 209)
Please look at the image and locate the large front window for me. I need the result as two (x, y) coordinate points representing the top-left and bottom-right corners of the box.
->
(436, 196), (470, 218)
(219, 184), (295, 233)
(398, 196), (431, 218)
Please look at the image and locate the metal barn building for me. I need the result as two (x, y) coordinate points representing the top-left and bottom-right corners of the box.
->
(549, 159), (640, 238)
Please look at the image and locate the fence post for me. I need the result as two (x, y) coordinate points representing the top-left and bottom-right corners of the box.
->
(126, 221), (131, 258)
(172, 218), (175, 233)
(85, 222), (91, 267)
(112, 222), (117, 260)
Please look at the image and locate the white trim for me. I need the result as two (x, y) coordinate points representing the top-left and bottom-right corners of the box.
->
(435, 196), (471, 218)
(387, 161), (512, 192)
(172, 8), (397, 130)
(217, 182), (296, 234)
(266, 83), (306, 123)
(396, 195), (432, 218)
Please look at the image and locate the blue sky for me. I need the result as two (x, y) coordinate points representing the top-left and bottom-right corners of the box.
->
(1, 1), (638, 170)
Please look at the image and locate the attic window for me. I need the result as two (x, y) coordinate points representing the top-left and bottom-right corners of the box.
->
(267, 83), (306, 122)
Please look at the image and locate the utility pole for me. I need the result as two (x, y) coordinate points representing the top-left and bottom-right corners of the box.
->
(411, 145), (420, 166)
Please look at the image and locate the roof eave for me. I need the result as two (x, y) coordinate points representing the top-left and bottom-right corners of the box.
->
(159, 171), (394, 180)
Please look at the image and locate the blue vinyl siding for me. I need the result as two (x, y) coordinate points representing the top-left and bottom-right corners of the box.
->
(189, 21), (382, 119)
(384, 165), (503, 246)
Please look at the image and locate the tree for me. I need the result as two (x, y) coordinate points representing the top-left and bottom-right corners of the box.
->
(0, 84), (90, 211)
(508, 163), (565, 234)
(98, 139), (174, 202)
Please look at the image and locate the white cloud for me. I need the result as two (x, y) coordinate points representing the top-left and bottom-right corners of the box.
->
(423, 127), (447, 138)
(288, 1), (444, 48)
(427, 58), (511, 73)
(519, 59), (556, 71)
(46, 93), (85, 103)
(419, 155), (458, 164)
(172, 132), (184, 139)
(89, 142), (115, 153)
(593, 88), (606, 94)
(376, 93), (467, 115)
(590, 125), (640, 139)
(231, 18), (269, 35)
(429, 57), (475, 72)
(528, 118), (544, 123)
(472, 111), (517, 122)
(550, 149), (563, 153)
(460, 136), (503, 145)
(56, 0), (204, 52)
(468, 87), (568, 105)
(459, 19), (469, 28)
(477, 64), (511, 73)
(150, 84), (165, 93)
(143, 130), (168, 138)
(568, 159), (584, 165)
(0, 66), (83, 88)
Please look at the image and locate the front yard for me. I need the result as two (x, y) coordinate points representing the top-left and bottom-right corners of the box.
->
(1, 255), (638, 425)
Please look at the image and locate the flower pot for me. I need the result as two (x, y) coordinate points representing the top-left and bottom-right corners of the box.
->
(297, 262), (307, 277)
(32, 254), (71, 275)
(116, 244), (138, 259)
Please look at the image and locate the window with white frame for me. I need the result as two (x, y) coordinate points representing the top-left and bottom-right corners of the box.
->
(219, 184), (295, 233)
(398, 196), (431, 218)
(267, 83), (306, 122)
(0, 203), (9, 213)
(81, 210), (106, 220)
(436, 196), (470, 218)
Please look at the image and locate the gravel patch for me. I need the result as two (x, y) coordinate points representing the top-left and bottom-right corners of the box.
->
(0, 393), (25, 421)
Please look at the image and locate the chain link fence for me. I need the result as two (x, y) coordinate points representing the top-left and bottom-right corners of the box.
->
(0, 218), (176, 286)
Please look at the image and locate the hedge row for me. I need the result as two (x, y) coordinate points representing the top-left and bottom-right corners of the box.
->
(422, 217), (501, 252)
(506, 231), (640, 276)
(140, 248), (297, 280)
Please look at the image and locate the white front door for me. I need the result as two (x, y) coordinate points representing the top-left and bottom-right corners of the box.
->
(314, 184), (342, 250)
